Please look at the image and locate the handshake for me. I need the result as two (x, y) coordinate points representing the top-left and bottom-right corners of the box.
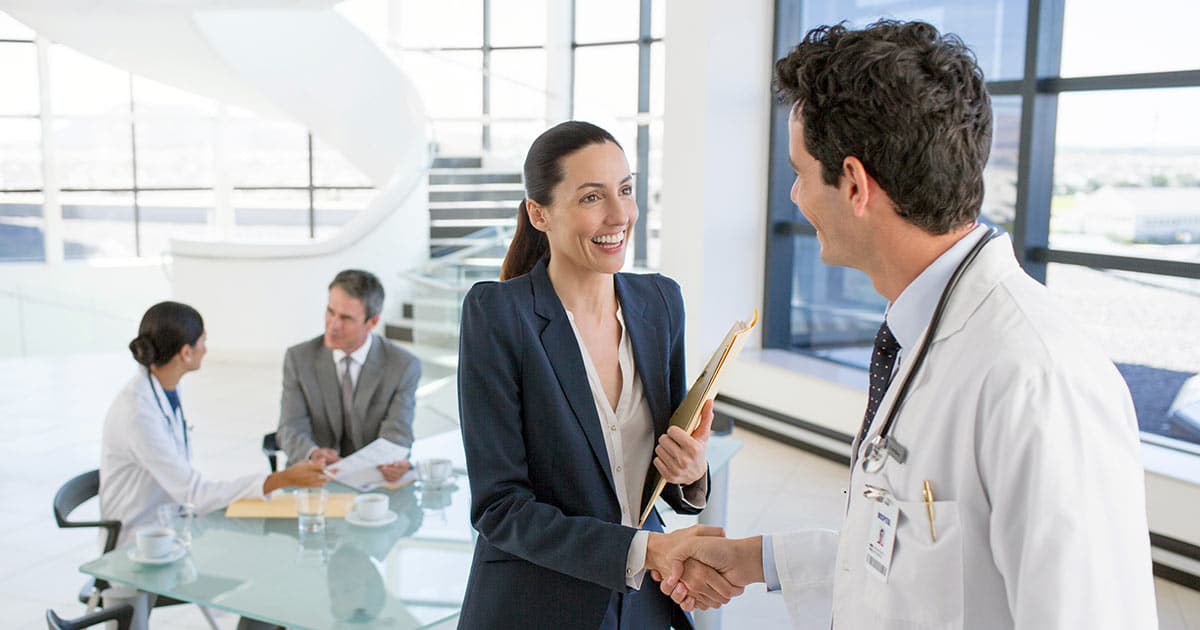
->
(644, 525), (764, 612)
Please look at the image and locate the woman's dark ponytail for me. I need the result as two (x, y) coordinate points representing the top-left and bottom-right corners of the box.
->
(500, 200), (550, 281)
(499, 121), (620, 280)
(129, 301), (204, 368)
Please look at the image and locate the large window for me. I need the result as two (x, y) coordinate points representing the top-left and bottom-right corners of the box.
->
(0, 12), (375, 262)
(393, 0), (665, 268)
(763, 0), (1200, 449)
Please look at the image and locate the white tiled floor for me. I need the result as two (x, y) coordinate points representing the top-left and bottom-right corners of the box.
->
(2, 351), (1198, 629)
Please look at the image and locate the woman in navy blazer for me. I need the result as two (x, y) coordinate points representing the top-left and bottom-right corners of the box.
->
(457, 122), (739, 629)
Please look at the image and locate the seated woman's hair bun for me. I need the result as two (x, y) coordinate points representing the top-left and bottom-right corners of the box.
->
(128, 335), (156, 367)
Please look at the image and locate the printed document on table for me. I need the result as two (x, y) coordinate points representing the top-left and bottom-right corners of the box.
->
(331, 438), (411, 491)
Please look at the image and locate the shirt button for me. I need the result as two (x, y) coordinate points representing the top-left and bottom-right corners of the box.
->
(616, 465), (623, 472)
(610, 424), (617, 431)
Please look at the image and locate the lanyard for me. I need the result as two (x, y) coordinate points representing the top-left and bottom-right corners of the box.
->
(861, 226), (1000, 473)
(147, 371), (190, 457)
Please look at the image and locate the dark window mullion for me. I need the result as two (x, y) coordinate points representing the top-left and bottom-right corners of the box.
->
(1011, 0), (1064, 283)
(307, 132), (315, 239)
(128, 74), (141, 256)
(482, 0), (491, 153)
(634, 0), (652, 267)
(762, 0), (807, 349)
(1041, 69), (1200, 92)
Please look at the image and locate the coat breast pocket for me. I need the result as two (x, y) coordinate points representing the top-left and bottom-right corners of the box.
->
(861, 498), (964, 629)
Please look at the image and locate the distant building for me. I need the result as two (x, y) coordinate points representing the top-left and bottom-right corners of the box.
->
(1079, 187), (1200, 243)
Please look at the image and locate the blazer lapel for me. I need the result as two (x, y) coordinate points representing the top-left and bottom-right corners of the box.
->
(530, 259), (617, 498)
(313, 342), (344, 444)
(353, 335), (386, 449)
(615, 274), (668, 434)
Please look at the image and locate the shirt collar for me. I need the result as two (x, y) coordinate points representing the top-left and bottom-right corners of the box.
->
(885, 223), (989, 352)
(332, 332), (374, 366)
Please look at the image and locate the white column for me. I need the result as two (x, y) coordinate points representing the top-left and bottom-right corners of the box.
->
(36, 36), (64, 265)
(659, 0), (775, 374)
(544, 0), (572, 126)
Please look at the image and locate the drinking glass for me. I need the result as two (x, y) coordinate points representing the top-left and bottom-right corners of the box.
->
(295, 488), (329, 533)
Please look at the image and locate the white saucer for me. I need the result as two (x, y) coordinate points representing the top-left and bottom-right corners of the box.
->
(127, 543), (187, 565)
(345, 510), (397, 528)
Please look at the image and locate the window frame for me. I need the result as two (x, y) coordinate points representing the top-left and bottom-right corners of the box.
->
(762, 0), (1200, 446)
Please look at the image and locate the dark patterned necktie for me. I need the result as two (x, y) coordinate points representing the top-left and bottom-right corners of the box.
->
(340, 356), (356, 456)
(857, 321), (901, 447)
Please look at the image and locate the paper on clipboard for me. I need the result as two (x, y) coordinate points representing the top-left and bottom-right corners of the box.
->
(637, 309), (758, 527)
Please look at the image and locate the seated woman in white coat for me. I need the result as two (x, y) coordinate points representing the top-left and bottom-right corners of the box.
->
(100, 301), (327, 546)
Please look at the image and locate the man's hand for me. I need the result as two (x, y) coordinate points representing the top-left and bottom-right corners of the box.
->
(658, 536), (765, 611)
(378, 460), (412, 483)
(654, 399), (714, 485)
(644, 525), (743, 610)
(309, 448), (341, 466)
(263, 461), (330, 494)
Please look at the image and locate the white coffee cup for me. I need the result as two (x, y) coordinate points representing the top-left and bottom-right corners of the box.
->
(353, 493), (389, 521)
(416, 458), (455, 487)
(136, 527), (176, 559)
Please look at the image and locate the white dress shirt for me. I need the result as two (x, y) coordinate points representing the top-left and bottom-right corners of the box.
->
(565, 306), (706, 589)
(304, 333), (377, 460)
(331, 332), (374, 390)
(99, 366), (267, 546)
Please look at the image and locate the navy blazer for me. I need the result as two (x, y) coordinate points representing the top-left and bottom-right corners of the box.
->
(457, 258), (704, 629)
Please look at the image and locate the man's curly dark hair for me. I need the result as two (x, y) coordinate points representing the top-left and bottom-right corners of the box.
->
(774, 20), (992, 234)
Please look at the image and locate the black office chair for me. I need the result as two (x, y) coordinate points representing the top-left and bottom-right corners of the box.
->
(53, 471), (188, 613)
(46, 603), (133, 630)
(262, 431), (281, 472)
(52, 470), (121, 607)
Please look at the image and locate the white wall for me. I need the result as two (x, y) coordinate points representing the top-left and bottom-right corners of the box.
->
(659, 0), (775, 377)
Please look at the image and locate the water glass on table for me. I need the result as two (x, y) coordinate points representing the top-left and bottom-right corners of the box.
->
(295, 488), (329, 533)
(156, 503), (196, 548)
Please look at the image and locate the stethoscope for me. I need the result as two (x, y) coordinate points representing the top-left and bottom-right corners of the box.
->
(147, 370), (190, 458)
(860, 226), (1001, 474)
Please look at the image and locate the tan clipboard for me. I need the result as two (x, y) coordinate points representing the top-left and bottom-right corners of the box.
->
(637, 309), (758, 527)
(225, 492), (357, 518)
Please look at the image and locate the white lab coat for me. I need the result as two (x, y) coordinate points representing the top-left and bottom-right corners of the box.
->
(772, 235), (1158, 629)
(99, 366), (267, 546)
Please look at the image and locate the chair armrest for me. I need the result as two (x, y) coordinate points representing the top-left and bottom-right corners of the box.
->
(57, 518), (123, 553)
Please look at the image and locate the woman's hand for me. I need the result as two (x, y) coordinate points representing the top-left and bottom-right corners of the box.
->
(263, 461), (329, 494)
(653, 399), (713, 485)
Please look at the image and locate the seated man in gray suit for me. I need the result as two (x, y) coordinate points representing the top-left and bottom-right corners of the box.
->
(278, 269), (420, 482)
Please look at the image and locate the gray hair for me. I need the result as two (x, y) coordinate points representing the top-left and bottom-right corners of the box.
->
(329, 269), (384, 321)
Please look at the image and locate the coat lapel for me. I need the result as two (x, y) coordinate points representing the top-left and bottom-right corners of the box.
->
(615, 273), (668, 434)
(353, 335), (386, 449)
(313, 342), (344, 444)
(530, 259), (617, 498)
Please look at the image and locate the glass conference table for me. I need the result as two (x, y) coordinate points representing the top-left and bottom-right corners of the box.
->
(80, 430), (742, 630)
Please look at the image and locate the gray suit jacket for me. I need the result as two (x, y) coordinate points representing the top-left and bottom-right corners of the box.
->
(277, 334), (420, 464)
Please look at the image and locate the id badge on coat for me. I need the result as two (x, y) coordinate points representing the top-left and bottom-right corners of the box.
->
(865, 494), (899, 582)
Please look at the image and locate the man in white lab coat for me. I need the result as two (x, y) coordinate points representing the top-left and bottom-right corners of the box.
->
(657, 20), (1158, 629)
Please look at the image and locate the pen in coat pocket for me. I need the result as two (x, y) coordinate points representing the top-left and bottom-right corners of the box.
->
(922, 480), (937, 543)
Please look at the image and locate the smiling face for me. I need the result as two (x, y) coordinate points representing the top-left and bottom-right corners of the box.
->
(528, 141), (637, 277)
(788, 113), (860, 269)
